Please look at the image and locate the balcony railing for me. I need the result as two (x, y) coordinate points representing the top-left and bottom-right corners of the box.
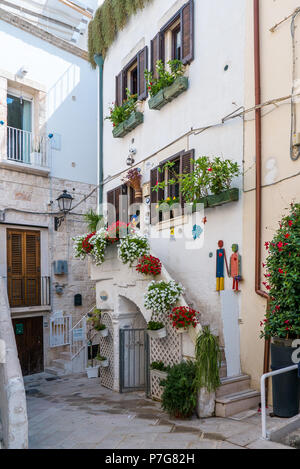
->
(5, 275), (51, 308)
(1, 126), (49, 168)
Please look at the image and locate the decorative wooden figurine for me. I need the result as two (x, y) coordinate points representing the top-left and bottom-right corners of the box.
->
(229, 244), (242, 292)
(216, 240), (228, 291)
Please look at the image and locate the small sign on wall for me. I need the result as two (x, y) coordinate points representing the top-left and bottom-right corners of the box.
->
(15, 323), (24, 335)
(73, 328), (84, 342)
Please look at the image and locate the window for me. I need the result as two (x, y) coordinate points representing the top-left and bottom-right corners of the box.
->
(7, 229), (41, 307)
(150, 149), (195, 224)
(150, 0), (194, 72)
(115, 47), (148, 106)
(7, 94), (33, 163)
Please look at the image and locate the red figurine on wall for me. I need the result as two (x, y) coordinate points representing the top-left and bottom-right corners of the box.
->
(229, 244), (242, 292)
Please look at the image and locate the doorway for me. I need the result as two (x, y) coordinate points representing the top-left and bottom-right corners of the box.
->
(12, 316), (44, 376)
(119, 329), (149, 393)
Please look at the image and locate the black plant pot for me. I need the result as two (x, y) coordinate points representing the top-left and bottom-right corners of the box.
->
(271, 338), (300, 418)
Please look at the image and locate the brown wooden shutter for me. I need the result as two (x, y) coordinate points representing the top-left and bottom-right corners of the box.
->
(137, 46), (148, 101)
(181, 0), (194, 64)
(150, 167), (164, 224)
(107, 185), (129, 225)
(107, 189), (115, 226)
(151, 33), (163, 79)
(180, 149), (195, 207)
(25, 232), (40, 307)
(7, 230), (40, 307)
(115, 72), (123, 106)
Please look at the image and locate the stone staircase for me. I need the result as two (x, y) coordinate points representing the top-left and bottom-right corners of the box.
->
(45, 351), (74, 376)
(216, 348), (260, 417)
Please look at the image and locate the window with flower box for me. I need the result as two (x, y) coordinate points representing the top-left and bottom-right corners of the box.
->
(150, 149), (194, 224)
(115, 47), (148, 106)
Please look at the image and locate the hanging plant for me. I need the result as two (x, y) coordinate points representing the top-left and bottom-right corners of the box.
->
(136, 255), (162, 276)
(261, 203), (300, 340)
(194, 327), (222, 393)
(118, 233), (150, 266)
(169, 306), (198, 331)
(73, 229), (107, 266)
(144, 280), (184, 316)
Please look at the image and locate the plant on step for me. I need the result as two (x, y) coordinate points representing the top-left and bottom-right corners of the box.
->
(136, 255), (162, 276)
(147, 321), (165, 331)
(194, 327), (222, 393)
(144, 280), (184, 315)
(105, 89), (138, 128)
(84, 209), (104, 232)
(169, 306), (199, 331)
(260, 203), (300, 340)
(160, 361), (197, 418)
(118, 232), (150, 266)
(150, 361), (169, 372)
(144, 59), (185, 98)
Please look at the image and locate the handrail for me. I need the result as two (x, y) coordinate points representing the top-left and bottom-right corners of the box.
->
(261, 365), (298, 440)
(69, 305), (96, 362)
(70, 305), (95, 332)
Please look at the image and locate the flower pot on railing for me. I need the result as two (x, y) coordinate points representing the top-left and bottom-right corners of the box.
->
(99, 327), (108, 338)
(148, 77), (189, 111)
(271, 337), (300, 418)
(147, 327), (167, 339)
(112, 111), (144, 139)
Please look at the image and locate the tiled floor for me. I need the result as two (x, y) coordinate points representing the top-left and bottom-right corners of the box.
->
(24, 373), (293, 450)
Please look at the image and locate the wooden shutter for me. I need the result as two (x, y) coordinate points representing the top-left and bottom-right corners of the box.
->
(150, 167), (164, 224)
(107, 189), (116, 226)
(7, 230), (40, 307)
(180, 149), (195, 207)
(107, 185), (128, 225)
(151, 33), (163, 79)
(137, 46), (148, 101)
(115, 72), (123, 106)
(181, 0), (194, 64)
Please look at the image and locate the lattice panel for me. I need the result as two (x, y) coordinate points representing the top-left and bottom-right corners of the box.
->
(99, 313), (114, 390)
(150, 372), (166, 401)
(150, 313), (182, 400)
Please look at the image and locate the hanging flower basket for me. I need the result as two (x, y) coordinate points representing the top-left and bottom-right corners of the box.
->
(147, 327), (167, 339)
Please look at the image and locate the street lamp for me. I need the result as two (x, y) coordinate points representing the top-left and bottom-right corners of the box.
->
(54, 190), (73, 231)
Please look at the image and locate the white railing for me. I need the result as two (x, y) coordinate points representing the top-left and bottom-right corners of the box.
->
(5, 126), (48, 168)
(69, 305), (95, 361)
(261, 364), (299, 440)
(50, 316), (72, 348)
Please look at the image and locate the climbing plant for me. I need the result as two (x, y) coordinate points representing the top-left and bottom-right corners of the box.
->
(88, 0), (153, 67)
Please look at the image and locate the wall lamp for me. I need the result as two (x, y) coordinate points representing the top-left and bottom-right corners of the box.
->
(54, 190), (73, 231)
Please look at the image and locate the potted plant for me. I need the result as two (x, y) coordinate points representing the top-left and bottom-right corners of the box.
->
(95, 323), (108, 338)
(118, 233), (150, 266)
(145, 60), (188, 110)
(161, 361), (197, 419)
(150, 361), (170, 381)
(194, 327), (222, 418)
(97, 355), (109, 368)
(147, 321), (167, 339)
(169, 306), (198, 333)
(261, 203), (300, 418)
(144, 280), (184, 314)
(86, 311), (101, 379)
(136, 255), (162, 277)
(106, 89), (143, 138)
(122, 168), (143, 202)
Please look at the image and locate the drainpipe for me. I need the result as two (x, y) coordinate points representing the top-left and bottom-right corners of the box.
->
(94, 54), (104, 214)
(253, 0), (270, 402)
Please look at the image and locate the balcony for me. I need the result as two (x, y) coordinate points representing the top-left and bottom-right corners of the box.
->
(0, 126), (50, 176)
(4, 275), (51, 309)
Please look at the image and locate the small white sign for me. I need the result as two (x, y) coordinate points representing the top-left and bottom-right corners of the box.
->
(73, 329), (84, 342)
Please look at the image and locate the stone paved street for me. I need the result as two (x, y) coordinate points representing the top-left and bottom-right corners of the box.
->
(24, 373), (294, 450)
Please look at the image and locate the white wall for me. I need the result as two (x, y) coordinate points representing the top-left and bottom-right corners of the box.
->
(100, 0), (246, 357)
(0, 19), (98, 185)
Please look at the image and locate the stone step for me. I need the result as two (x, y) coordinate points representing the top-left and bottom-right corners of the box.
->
(44, 366), (63, 376)
(217, 374), (251, 398)
(59, 352), (72, 360)
(219, 361), (227, 379)
(216, 389), (261, 418)
(52, 359), (68, 370)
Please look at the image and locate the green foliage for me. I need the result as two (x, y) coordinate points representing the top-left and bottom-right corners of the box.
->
(105, 89), (138, 127)
(144, 60), (185, 97)
(152, 156), (240, 203)
(89, 0), (153, 67)
(147, 321), (165, 331)
(96, 355), (107, 361)
(161, 361), (197, 418)
(261, 203), (300, 339)
(150, 361), (169, 372)
(194, 327), (222, 393)
(84, 210), (104, 232)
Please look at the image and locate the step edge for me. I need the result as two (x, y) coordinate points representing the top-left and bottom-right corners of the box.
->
(216, 390), (261, 404)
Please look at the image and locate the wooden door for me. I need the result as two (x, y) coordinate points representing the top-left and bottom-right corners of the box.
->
(12, 316), (44, 376)
(7, 229), (41, 307)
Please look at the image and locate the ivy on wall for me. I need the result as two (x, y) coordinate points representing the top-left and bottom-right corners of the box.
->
(88, 0), (153, 68)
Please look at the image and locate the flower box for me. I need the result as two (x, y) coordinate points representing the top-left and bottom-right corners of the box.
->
(150, 369), (168, 381)
(112, 111), (144, 138)
(207, 188), (239, 207)
(176, 328), (188, 334)
(148, 77), (189, 111)
(86, 365), (100, 379)
(147, 327), (167, 339)
(99, 328), (108, 338)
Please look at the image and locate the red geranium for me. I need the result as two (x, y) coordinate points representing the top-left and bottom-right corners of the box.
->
(136, 255), (162, 276)
(106, 221), (129, 243)
(82, 232), (96, 254)
(169, 306), (198, 330)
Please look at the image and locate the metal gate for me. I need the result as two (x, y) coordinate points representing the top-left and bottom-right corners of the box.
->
(119, 329), (150, 393)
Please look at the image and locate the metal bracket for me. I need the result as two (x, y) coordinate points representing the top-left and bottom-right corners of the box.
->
(54, 216), (64, 231)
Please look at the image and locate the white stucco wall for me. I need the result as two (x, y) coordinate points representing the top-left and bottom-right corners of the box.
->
(0, 19), (97, 185)
(100, 0), (246, 367)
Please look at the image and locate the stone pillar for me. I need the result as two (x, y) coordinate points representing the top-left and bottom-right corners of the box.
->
(0, 77), (7, 161)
